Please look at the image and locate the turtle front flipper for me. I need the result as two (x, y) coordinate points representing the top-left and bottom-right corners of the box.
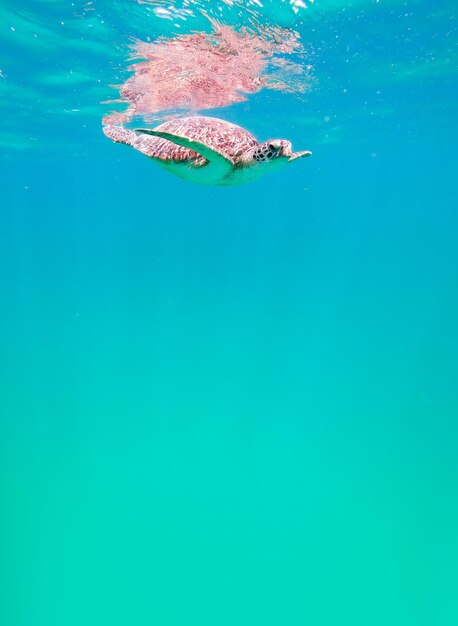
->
(135, 128), (233, 180)
(289, 150), (312, 162)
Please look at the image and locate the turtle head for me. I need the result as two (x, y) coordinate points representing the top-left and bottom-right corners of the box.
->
(240, 140), (312, 166)
(253, 139), (292, 163)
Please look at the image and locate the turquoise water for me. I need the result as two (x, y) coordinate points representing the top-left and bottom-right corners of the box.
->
(1, 1), (458, 625)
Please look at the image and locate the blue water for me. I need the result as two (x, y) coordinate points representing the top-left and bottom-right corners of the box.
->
(1, 1), (458, 625)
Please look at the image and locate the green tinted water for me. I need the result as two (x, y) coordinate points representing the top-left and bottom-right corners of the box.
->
(1, 2), (458, 625)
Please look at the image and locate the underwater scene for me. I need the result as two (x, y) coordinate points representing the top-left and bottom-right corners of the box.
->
(1, 1), (457, 625)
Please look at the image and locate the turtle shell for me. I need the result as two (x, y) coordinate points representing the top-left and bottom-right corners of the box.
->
(132, 115), (259, 164)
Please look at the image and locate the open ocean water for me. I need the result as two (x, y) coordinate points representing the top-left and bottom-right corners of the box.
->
(1, 1), (457, 625)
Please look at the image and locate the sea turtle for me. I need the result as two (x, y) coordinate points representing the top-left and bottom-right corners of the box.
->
(103, 115), (311, 186)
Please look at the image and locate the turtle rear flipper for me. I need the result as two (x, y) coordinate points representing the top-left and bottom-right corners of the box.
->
(135, 128), (233, 179)
(103, 125), (137, 145)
